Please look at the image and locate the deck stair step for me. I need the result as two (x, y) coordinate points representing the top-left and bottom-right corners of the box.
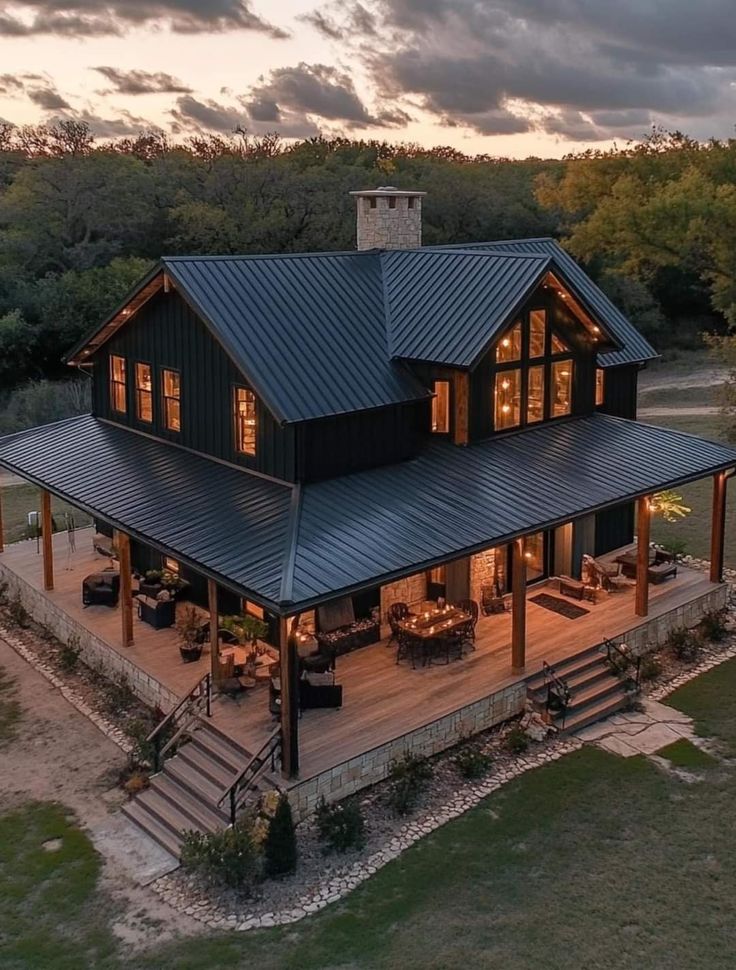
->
(121, 720), (265, 861)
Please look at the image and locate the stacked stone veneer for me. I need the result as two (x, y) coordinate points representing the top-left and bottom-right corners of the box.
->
(354, 192), (423, 250)
(380, 571), (427, 635)
(0, 558), (177, 712)
(470, 547), (505, 603)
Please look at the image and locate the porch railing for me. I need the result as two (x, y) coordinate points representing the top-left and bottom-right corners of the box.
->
(219, 727), (282, 826)
(603, 638), (642, 693)
(542, 660), (572, 729)
(146, 671), (212, 773)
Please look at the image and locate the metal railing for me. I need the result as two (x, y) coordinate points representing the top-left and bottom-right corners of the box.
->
(542, 660), (572, 729)
(146, 671), (212, 773)
(603, 638), (641, 693)
(219, 727), (282, 826)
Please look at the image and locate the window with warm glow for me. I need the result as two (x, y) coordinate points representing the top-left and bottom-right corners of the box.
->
(526, 365), (545, 423)
(135, 362), (153, 422)
(234, 386), (257, 456)
(551, 360), (574, 417)
(529, 310), (546, 357)
(109, 355), (126, 413)
(595, 368), (605, 406)
(163, 556), (179, 574)
(162, 368), (181, 432)
(431, 380), (450, 433)
(551, 331), (571, 354)
(495, 321), (522, 362)
(495, 369), (521, 430)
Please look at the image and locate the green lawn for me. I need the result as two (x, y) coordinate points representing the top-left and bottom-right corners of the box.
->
(656, 738), (718, 770)
(7, 661), (736, 968)
(1, 484), (91, 544)
(638, 383), (719, 409)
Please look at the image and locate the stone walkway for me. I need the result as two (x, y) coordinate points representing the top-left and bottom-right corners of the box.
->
(573, 698), (694, 757)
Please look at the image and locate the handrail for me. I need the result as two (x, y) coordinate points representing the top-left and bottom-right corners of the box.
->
(603, 638), (641, 692)
(219, 727), (282, 825)
(542, 660), (572, 729)
(146, 671), (212, 772)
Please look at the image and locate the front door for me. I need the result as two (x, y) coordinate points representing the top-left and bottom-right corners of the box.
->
(507, 531), (553, 586)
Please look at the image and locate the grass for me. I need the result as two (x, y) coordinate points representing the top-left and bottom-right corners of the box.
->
(669, 656), (736, 757)
(656, 738), (718, 769)
(0, 665), (20, 745)
(0, 484), (91, 544)
(638, 383), (719, 409)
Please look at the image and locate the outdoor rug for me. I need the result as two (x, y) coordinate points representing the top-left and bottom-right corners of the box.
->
(530, 593), (590, 620)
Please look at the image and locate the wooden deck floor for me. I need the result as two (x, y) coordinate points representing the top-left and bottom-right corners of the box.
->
(0, 528), (721, 782)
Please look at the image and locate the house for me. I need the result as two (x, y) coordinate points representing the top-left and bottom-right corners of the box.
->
(0, 186), (733, 844)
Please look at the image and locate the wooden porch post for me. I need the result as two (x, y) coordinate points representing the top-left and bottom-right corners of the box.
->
(511, 537), (527, 673)
(710, 471), (729, 583)
(453, 371), (470, 446)
(279, 615), (299, 779)
(635, 496), (651, 618)
(117, 530), (134, 647)
(41, 490), (54, 591)
(208, 578), (219, 682)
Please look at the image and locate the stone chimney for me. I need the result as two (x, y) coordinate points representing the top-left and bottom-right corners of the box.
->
(350, 186), (426, 250)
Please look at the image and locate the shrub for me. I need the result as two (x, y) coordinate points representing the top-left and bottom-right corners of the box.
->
(263, 795), (297, 877)
(639, 653), (663, 681)
(387, 753), (433, 816)
(103, 675), (134, 715)
(58, 635), (82, 673)
(315, 797), (366, 854)
(658, 538), (688, 559)
(123, 770), (149, 797)
(181, 821), (261, 892)
(505, 725), (529, 754)
(0, 581), (8, 605)
(667, 627), (702, 663)
(700, 610), (729, 643)
(125, 717), (156, 766)
(7, 593), (28, 628)
(454, 747), (494, 779)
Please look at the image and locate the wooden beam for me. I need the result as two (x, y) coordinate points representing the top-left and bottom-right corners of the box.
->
(511, 537), (527, 672)
(279, 615), (300, 779)
(117, 530), (134, 647)
(453, 371), (470, 446)
(635, 496), (651, 617)
(710, 471), (729, 583)
(208, 578), (220, 682)
(41, 490), (53, 591)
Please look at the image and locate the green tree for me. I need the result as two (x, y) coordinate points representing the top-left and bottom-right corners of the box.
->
(263, 795), (297, 877)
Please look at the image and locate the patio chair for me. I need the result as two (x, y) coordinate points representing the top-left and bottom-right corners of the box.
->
(481, 582), (507, 615)
(387, 602), (410, 646)
(396, 628), (423, 668)
(456, 599), (479, 643)
(582, 555), (628, 593)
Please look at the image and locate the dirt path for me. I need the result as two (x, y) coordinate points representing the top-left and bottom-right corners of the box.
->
(0, 638), (200, 949)
(638, 406), (721, 418)
(638, 363), (727, 393)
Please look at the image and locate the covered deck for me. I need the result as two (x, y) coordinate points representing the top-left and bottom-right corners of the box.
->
(0, 527), (725, 784)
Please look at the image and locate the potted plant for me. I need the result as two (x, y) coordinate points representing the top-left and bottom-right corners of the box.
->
(161, 569), (189, 598)
(220, 614), (269, 676)
(176, 605), (204, 662)
(140, 569), (163, 598)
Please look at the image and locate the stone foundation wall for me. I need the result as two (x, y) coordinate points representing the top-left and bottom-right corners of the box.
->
(0, 558), (176, 712)
(288, 681), (527, 819)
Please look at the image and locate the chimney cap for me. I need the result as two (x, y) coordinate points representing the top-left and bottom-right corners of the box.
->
(349, 186), (426, 198)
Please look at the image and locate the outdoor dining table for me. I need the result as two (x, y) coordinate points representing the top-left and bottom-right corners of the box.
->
(398, 606), (472, 666)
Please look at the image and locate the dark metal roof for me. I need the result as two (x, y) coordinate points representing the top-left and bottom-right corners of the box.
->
(162, 252), (429, 426)
(431, 238), (659, 368)
(383, 248), (621, 368)
(0, 414), (733, 613)
(0, 416), (292, 608)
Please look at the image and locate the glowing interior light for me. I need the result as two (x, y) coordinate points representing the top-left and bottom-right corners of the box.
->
(502, 380), (510, 389)
(502, 338), (511, 347)
(502, 405), (511, 414)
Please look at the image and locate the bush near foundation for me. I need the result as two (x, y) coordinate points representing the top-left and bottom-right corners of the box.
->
(315, 796), (366, 853)
(667, 627), (702, 664)
(388, 753), (433, 816)
(700, 610), (729, 643)
(263, 795), (297, 877)
(181, 820), (261, 892)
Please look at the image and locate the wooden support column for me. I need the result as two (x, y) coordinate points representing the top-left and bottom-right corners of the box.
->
(279, 615), (299, 779)
(635, 496), (651, 618)
(453, 371), (470, 446)
(41, 490), (53, 591)
(511, 537), (527, 673)
(117, 530), (134, 647)
(208, 578), (220, 682)
(710, 471), (729, 583)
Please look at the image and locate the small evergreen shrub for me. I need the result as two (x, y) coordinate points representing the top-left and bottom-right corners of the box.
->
(667, 626), (702, 663)
(387, 753), (433, 816)
(263, 795), (297, 877)
(454, 747), (493, 779)
(58, 635), (82, 673)
(181, 821), (261, 892)
(659, 538), (687, 559)
(7, 593), (28, 628)
(700, 610), (728, 643)
(639, 653), (663, 681)
(505, 725), (529, 754)
(124, 716), (156, 766)
(315, 796), (366, 854)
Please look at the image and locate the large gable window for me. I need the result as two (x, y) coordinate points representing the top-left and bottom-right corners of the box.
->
(135, 363), (153, 423)
(109, 355), (126, 414)
(234, 386), (257, 456)
(492, 309), (575, 431)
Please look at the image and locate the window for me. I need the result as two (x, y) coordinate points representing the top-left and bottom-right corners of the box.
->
(234, 387), (257, 456)
(551, 361), (574, 417)
(431, 380), (450, 433)
(109, 355), (126, 413)
(162, 369), (181, 432)
(496, 321), (522, 363)
(551, 331), (571, 354)
(135, 363), (153, 422)
(495, 369), (521, 430)
(526, 365), (545, 424)
(595, 368), (605, 407)
(162, 557), (179, 574)
(529, 310), (546, 357)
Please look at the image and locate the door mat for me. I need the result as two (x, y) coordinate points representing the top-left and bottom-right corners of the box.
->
(530, 592), (590, 620)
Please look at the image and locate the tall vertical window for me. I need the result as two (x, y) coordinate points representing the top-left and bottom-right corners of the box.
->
(529, 310), (547, 357)
(526, 365), (545, 424)
(162, 369), (181, 432)
(496, 321), (522, 363)
(431, 380), (450, 433)
(135, 363), (153, 423)
(595, 368), (605, 407)
(494, 369), (521, 430)
(234, 387), (257, 456)
(551, 361), (574, 417)
(109, 355), (126, 413)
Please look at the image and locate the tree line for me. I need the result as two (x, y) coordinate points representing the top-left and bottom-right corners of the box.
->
(0, 122), (734, 431)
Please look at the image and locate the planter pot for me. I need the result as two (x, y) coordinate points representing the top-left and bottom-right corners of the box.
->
(179, 644), (203, 663)
(140, 581), (163, 598)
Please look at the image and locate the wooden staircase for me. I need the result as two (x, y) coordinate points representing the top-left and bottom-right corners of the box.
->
(526, 643), (631, 734)
(122, 720), (278, 859)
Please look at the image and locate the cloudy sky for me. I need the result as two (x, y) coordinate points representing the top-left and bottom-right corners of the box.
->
(1, 0), (735, 156)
